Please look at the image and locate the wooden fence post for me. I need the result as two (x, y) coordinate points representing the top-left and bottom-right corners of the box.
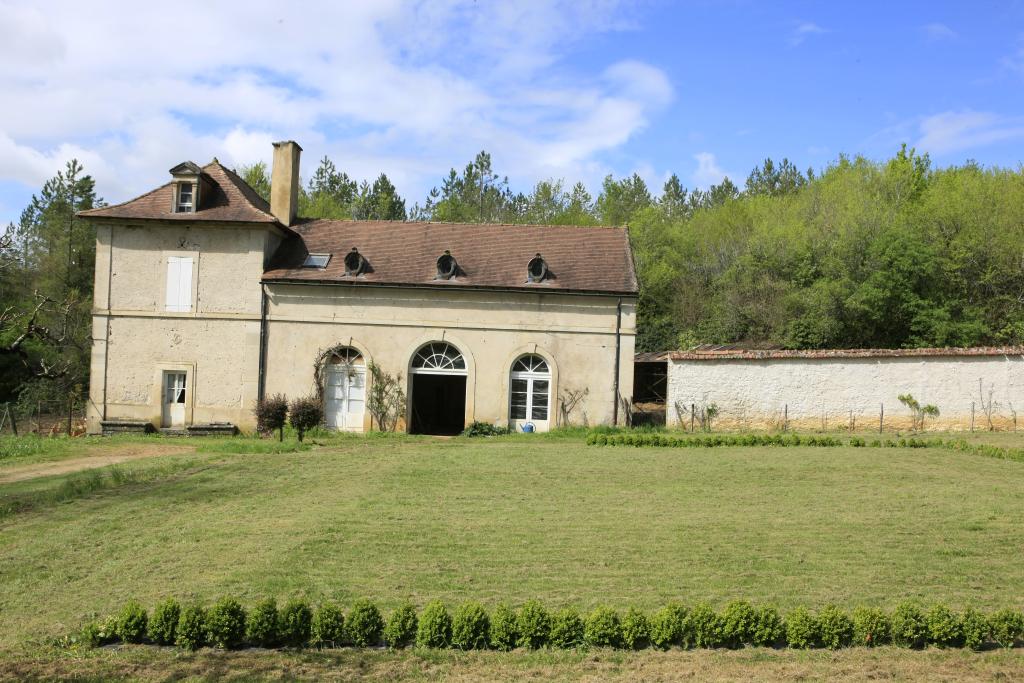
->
(879, 403), (884, 433)
(784, 404), (788, 432)
(690, 404), (695, 433)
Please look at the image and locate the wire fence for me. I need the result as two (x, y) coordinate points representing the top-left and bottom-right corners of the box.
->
(0, 400), (88, 436)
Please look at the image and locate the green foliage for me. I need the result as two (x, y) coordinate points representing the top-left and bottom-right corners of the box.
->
(346, 599), (384, 647)
(549, 607), (585, 649)
(620, 607), (650, 650)
(720, 600), (757, 648)
(851, 606), (889, 647)
(247, 598), (280, 648)
(115, 600), (148, 644)
(288, 396), (322, 442)
(516, 599), (551, 649)
(416, 600), (452, 649)
(649, 603), (687, 649)
(752, 604), (785, 647)
(898, 394), (940, 431)
(81, 615), (118, 648)
(785, 606), (819, 649)
(451, 601), (490, 650)
(461, 421), (513, 437)
(489, 602), (519, 651)
(279, 599), (313, 648)
(311, 602), (345, 647)
(817, 604), (853, 649)
(988, 608), (1023, 649)
(584, 605), (622, 648)
(383, 601), (418, 648)
(687, 603), (723, 648)
(255, 394), (289, 441)
(175, 604), (207, 650)
(926, 604), (963, 648)
(367, 361), (406, 433)
(961, 607), (989, 651)
(890, 601), (928, 648)
(205, 597), (246, 649)
(147, 598), (180, 646)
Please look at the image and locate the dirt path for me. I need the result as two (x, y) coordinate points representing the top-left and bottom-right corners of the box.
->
(0, 444), (194, 484)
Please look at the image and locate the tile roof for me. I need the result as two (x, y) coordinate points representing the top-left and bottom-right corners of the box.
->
(78, 161), (278, 224)
(263, 220), (638, 295)
(669, 346), (1024, 361)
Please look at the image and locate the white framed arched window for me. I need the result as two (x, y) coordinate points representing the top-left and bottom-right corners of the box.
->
(411, 342), (466, 375)
(509, 354), (550, 422)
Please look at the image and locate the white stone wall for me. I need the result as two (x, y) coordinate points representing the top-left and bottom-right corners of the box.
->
(667, 354), (1024, 431)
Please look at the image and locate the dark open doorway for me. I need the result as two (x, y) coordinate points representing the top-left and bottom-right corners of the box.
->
(409, 374), (467, 435)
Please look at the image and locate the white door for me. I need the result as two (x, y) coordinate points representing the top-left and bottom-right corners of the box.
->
(325, 365), (366, 431)
(162, 372), (187, 427)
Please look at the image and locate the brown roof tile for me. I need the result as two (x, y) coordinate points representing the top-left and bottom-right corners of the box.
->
(78, 161), (278, 224)
(669, 346), (1024, 361)
(263, 220), (638, 295)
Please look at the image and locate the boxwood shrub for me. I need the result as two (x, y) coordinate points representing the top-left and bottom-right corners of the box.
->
(489, 602), (519, 651)
(962, 607), (989, 651)
(817, 605), (853, 649)
(383, 601), (418, 648)
(785, 606), (818, 649)
(891, 601), (927, 649)
(720, 600), (757, 648)
(649, 603), (687, 649)
(312, 602), (346, 648)
(451, 601), (490, 650)
(116, 600), (149, 644)
(279, 599), (313, 648)
(688, 603), (722, 648)
(852, 606), (889, 647)
(205, 597), (246, 649)
(516, 599), (551, 649)
(247, 598), (280, 648)
(175, 604), (207, 651)
(988, 608), (1023, 649)
(416, 600), (452, 649)
(621, 608), (650, 650)
(926, 604), (963, 648)
(584, 605), (621, 648)
(752, 604), (785, 648)
(147, 598), (180, 646)
(549, 607), (585, 649)
(347, 599), (384, 647)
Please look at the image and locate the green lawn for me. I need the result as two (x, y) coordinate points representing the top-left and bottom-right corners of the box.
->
(2, 433), (1024, 648)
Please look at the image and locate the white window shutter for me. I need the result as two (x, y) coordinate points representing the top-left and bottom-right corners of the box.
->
(165, 257), (181, 311)
(178, 257), (193, 312)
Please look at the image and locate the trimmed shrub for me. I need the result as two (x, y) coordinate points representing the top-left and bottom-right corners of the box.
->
(347, 599), (384, 647)
(961, 607), (989, 651)
(549, 607), (585, 649)
(852, 606), (889, 647)
(247, 598), (280, 648)
(383, 601), (418, 648)
(926, 604), (963, 648)
(312, 602), (346, 647)
(891, 601), (927, 648)
(817, 605), (853, 649)
(147, 598), (181, 646)
(289, 395), (323, 442)
(451, 601), (490, 650)
(721, 600), (757, 648)
(81, 615), (118, 648)
(621, 608), (650, 650)
(176, 604), (207, 650)
(584, 605), (622, 648)
(989, 608), (1023, 649)
(688, 603), (722, 648)
(785, 606), (818, 649)
(279, 599), (313, 648)
(116, 600), (149, 644)
(752, 605), (785, 648)
(255, 393), (288, 441)
(205, 597), (246, 649)
(649, 603), (687, 649)
(490, 602), (519, 651)
(416, 600), (452, 648)
(516, 599), (551, 649)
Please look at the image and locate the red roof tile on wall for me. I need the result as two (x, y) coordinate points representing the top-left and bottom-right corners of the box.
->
(669, 346), (1024, 361)
(263, 220), (638, 295)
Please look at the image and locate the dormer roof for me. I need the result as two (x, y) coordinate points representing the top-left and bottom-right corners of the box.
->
(169, 161), (203, 176)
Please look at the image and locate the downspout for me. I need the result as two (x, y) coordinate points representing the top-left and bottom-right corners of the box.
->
(101, 226), (113, 421)
(612, 297), (622, 425)
(257, 283), (268, 402)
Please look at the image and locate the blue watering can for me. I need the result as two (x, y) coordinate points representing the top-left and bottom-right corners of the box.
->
(520, 422), (535, 433)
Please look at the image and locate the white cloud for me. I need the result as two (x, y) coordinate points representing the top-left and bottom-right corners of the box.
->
(0, 0), (671, 219)
(917, 110), (1024, 154)
(691, 152), (732, 188)
(922, 22), (957, 41)
(790, 21), (827, 47)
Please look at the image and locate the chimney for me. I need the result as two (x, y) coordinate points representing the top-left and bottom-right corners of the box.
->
(270, 140), (302, 226)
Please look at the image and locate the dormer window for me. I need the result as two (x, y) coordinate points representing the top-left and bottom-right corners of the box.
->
(527, 253), (548, 283)
(175, 182), (194, 213)
(303, 253), (331, 268)
(436, 250), (458, 280)
(344, 248), (365, 276)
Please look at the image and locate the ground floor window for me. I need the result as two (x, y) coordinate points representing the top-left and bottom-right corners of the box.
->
(510, 354), (550, 421)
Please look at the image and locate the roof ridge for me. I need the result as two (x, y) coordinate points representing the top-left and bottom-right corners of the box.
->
(299, 218), (628, 231)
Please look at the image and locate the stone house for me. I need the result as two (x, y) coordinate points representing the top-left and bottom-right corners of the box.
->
(80, 141), (637, 435)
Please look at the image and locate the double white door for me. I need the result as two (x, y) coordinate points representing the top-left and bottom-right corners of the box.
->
(325, 365), (366, 431)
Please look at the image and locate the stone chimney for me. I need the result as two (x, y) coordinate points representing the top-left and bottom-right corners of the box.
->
(270, 140), (302, 226)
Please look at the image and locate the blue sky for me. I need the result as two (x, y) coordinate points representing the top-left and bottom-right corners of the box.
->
(0, 1), (1022, 224)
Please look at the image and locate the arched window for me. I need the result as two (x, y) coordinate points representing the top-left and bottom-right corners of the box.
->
(324, 347), (366, 431)
(411, 342), (466, 374)
(509, 354), (550, 422)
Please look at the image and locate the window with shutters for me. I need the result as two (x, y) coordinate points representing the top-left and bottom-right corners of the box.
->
(165, 256), (194, 312)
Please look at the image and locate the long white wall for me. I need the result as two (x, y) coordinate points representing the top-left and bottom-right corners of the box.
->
(667, 353), (1024, 431)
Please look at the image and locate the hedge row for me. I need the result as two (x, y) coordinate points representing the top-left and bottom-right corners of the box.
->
(71, 598), (1024, 652)
(585, 432), (1024, 462)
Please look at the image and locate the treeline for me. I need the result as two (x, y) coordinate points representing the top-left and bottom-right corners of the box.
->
(3, 146), (1023, 404)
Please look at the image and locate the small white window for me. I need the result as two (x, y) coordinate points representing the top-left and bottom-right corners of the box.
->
(176, 182), (194, 213)
(165, 256), (193, 312)
(303, 253), (331, 268)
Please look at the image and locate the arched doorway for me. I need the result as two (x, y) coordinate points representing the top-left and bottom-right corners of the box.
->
(409, 342), (467, 435)
(509, 354), (551, 432)
(323, 347), (366, 431)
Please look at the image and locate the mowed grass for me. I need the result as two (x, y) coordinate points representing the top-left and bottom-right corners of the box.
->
(1, 434), (1024, 653)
